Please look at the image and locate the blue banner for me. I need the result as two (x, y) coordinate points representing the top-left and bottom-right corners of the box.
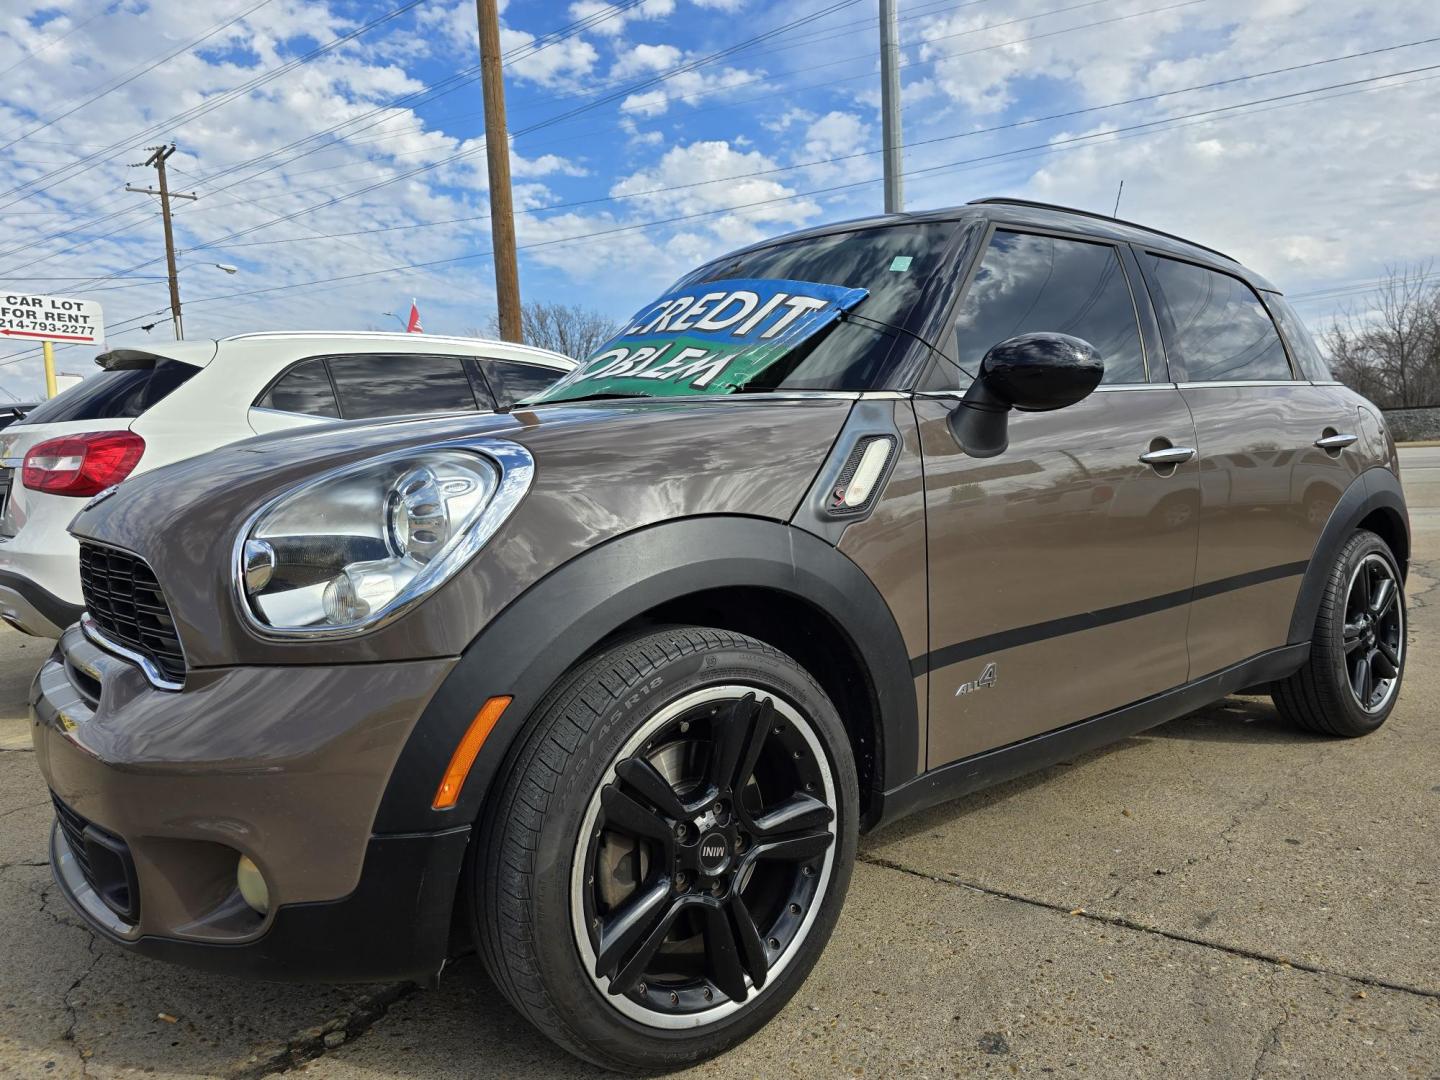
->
(531, 277), (870, 400)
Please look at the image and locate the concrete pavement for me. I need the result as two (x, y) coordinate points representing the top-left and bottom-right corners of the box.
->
(0, 453), (1436, 1078)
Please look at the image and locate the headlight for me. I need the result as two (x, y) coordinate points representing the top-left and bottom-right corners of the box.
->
(235, 443), (533, 636)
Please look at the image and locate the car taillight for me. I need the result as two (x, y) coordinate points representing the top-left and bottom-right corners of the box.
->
(22, 431), (145, 496)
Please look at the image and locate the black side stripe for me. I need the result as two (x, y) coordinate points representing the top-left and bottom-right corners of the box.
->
(911, 560), (1309, 677)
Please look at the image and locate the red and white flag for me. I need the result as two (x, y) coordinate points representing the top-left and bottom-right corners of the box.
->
(405, 299), (423, 334)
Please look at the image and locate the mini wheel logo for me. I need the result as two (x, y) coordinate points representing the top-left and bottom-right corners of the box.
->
(699, 833), (729, 869)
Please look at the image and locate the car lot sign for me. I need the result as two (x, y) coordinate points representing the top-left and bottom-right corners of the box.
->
(0, 293), (105, 345)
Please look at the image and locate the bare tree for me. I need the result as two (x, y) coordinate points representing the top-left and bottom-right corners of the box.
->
(1325, 262), (1440, 407)
(478, 301), (619, 361)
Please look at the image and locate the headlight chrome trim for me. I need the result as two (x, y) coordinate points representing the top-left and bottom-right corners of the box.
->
(232, 439), (534, 641)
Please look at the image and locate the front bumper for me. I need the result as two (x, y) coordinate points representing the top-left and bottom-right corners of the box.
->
(32, 625), (466, 982)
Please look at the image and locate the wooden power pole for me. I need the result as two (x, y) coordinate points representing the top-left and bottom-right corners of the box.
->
(127, 144), (196, 340)
(476, 0), (522, 342)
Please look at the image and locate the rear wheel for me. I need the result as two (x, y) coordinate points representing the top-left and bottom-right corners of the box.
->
(472, 627), (858, 1072)
(1272, 530), (1406, 736)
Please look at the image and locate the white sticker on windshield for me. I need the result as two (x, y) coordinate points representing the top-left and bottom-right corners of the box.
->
(889, 255), (913, 272)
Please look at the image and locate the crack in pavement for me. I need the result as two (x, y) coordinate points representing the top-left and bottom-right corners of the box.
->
(0, 800), (47, 820)
(1248, 1002), (1291, 1080)
(233, 983), (417, 1079)
(60, 936), (100, 1079)
(858, 853), (1440, 1002)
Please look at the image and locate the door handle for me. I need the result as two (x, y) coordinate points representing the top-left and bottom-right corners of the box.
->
(1314, 432), (1358, 450)
(1139, 446), (1196, 466)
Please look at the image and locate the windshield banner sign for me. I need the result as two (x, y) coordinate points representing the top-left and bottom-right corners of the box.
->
(531, 277), (869, 401)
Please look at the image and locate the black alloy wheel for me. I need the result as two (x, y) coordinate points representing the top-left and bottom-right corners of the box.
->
(1342, 551), (1404, 713)
(473, 627), (857, 1072)
(1272, 529), (1407, 737)
(572, 687), (837, 1023)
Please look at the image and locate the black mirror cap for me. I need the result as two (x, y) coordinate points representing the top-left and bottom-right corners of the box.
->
(981, 332), (1104, 412)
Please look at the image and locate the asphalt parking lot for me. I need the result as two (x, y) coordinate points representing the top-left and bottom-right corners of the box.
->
(1, 453), (1437, 1080)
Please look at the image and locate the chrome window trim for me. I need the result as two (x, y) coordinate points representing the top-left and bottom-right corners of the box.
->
(81, 613), (185, 692)
(1175, 380), (1308, 389)
(232, 438), (535, 642)
(914, 383), (1171, 399)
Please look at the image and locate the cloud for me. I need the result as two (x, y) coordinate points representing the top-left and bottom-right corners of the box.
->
(618, 59), (762, 117)
(566, 0), (677, 38)
(608, 139), (821, 243)
(415, 1), (598, 86)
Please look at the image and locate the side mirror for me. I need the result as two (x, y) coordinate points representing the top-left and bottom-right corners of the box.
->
(948, 332), (1104, 458)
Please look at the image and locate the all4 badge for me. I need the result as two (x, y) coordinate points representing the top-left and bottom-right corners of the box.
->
(954, 662), (997, 696)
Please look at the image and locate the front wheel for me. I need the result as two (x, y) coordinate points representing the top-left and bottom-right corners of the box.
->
(471, 627), (858, 1072)
(1272, 529), (1406, 737)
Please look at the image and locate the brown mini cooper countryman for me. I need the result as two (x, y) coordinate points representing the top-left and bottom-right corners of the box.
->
(33, 198), (1409, 1072)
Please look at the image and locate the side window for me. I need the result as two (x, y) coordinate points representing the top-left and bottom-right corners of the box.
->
(1266, 294), (1331, 381)
(951, 230), (1148, 385)
(327, 354), (479, 420)
(1143, 255), (1293, 382)
(257, 358), (339, 418)
(486, 360), (566, 404)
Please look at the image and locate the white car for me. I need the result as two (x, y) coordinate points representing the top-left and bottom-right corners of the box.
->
(0, 331), (574, 637)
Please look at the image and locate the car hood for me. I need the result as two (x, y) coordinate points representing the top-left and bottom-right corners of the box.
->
(70, 395), (855, 668)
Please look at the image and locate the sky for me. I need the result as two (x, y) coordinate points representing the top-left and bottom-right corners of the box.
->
(0, 0), (1436, 398)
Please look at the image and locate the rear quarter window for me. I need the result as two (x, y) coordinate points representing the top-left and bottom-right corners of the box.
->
(18, 359), (199, 424)
(1143, 254), (1293, 382)
(1265, 294), (1332, 381)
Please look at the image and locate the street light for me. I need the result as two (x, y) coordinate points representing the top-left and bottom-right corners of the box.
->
(137, 264), (240, 335)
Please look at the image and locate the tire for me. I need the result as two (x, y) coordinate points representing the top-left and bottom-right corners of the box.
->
(470, 626), (859, 1072)
(1272, 529), (1406, 737)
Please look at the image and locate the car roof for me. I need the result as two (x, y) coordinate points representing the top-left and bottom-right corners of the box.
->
(708, 197), (1280, 294)
(91, 333), (576, 375)
(211, 331), (576, 368)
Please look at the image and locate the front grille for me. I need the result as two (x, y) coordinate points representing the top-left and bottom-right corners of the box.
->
(78, 541), (186, 684)
(51, 792), (140, 923)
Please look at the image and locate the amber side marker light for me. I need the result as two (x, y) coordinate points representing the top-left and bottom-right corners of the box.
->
(433, 695), (512, 810)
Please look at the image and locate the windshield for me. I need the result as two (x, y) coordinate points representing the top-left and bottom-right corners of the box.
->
(528, 221), (956, 403)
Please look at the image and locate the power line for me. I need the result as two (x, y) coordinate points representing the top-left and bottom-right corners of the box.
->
(6, 73), (1434, 373)
(0, 1), (116, 84)
(0, 0), (278, 157)
(88, 66), (1440, 323)
(44, 0), (870, 288)
(165, 0), (1211, 201)
(60, 40), (1440, 263)
(0, 0), (660, 257)
(0, 0), (429, 210)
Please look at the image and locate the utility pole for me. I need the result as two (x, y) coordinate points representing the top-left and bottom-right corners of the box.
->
(879, 0), (904, 214)
(476, 0), (523, 342)
(126, 144), (196, 340)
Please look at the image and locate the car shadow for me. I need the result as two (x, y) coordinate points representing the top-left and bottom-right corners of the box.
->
(1148, 692), (1326, 746)
(863, 693), (1321, 849)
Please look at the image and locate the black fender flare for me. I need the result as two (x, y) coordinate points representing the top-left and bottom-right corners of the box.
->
(372, 515), (919, 833)
(1287, 466), (1410, 644)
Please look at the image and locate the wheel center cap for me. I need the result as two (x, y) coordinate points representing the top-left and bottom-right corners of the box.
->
(698, 831), (731, 874)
